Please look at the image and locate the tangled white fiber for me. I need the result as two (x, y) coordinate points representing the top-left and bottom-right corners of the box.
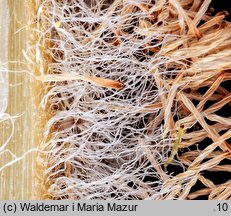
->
(32, 0), (231, 199)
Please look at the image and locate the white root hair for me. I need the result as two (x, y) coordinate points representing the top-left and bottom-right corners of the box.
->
(30, 0), (231, 199)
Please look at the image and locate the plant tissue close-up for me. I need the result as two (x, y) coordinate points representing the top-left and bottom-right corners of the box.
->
(0, 0), (231, 200)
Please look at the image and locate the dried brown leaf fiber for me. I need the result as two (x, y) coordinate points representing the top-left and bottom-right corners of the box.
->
(27, 0), (231, 199)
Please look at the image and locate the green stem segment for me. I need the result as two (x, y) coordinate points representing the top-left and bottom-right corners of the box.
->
(164, 127), (185, 167)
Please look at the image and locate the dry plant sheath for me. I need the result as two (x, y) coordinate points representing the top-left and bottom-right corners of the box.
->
(29, 0), (231, 200)
(1, 0), (231, 200)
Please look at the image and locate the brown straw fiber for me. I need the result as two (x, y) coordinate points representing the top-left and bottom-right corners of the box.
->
(29, 0), (231, 199)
